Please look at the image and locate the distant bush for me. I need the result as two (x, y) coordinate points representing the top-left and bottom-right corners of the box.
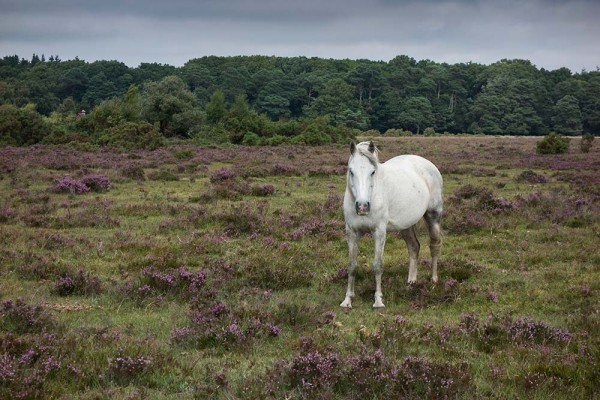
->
(0, 104), (48, 146)
(99, 121), (165, 150)
(191, 123), (230, 146)
(580, 133), (594, 153)
(263, 134), (289, 146)
(242, 132), (261, 146)
(424, 127), (436, 136)
(290, 130), (333, 145)
(173, 149), (194, 159)
(536, 132), (570, 154)
(383, 128), (402, 137)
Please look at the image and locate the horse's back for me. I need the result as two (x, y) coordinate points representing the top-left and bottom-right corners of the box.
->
(383, 154), (443, 210)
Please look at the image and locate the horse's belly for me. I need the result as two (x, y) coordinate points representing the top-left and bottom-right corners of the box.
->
(385, 184), (429, 230)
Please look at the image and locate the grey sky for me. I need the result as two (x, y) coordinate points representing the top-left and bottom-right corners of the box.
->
(1, 0), (599, 72)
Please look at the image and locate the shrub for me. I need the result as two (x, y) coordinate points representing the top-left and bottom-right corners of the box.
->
(251, 184), (275, 196)
(173, 149), (194, 159)
(423, 127), (436, 136)
(50, 176), (90, 194)
(52, 269), (103, 296)
(147, 169), (179, 181)
(515, 170), (548, 184)
(580, 133), (594, 153)
(263, 134), (288, 146)
(99, 121), (165, 150)
(210, 168), (236, 183)
(1, 299), (56, 333)
(81, 174), (111, 192)
(383, 128), (403, 137)
(536, 132), (570, 154)
(119, 162), (145, 181)
(242, 132), (261, 146)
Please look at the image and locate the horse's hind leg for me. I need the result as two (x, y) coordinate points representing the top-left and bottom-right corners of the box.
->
(424, 209), (442, 283)
(400, 226), (420, 284)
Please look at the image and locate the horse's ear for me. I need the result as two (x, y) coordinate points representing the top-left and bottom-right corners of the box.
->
(368, 141), (376, 154)
(350, 142), (356, 154)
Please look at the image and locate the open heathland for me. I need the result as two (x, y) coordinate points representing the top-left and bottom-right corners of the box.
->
(0, 136), (598, 399)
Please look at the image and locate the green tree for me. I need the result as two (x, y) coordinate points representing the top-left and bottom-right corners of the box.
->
(82, 72), (118, 108)
(399, 96), (433, 134)
(58, 67), (89, 102)
(205, 90), (227, 124)
(141, 75), (197, 135)
(552, 95), (582, 135)
(122, 84), (142, 122)
(304, 78), (355, 125)
(0, 103), (48, 145)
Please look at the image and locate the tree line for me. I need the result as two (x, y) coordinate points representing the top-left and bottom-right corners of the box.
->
(0, 53), (598, 147)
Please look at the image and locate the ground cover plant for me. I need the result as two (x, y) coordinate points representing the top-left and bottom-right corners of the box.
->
(0, 136), (598, 399)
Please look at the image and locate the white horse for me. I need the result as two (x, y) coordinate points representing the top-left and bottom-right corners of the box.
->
(340, 141), (443, 309)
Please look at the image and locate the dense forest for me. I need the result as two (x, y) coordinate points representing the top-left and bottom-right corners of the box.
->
(0, 53), (599, 147)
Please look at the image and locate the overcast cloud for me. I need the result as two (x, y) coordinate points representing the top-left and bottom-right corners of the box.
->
(1, 0), (599, 72)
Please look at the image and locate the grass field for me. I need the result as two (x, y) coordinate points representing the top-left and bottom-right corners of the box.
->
(1, 136), (598, 399)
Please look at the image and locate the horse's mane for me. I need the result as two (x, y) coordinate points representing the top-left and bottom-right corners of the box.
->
(355, 141), (380, 166)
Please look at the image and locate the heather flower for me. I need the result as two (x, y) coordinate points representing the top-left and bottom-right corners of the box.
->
(267, 324), (282, 337)
(50, 176), (90, 194)
(170, 325), (193, 344)
(210, 302), (229, 317)
(459, 312), (480, 334)
(1, 299), (56, 333)
(0, 207), (17, 223)
(271, 163), (296, 175)
(209, 168), (236, 183)
(53, 269), (102, 296)
(80, 174), (111, 192)
(486, 291), (499, 303)
(444, 278), (459, 290)
(0, 353), (16, 381)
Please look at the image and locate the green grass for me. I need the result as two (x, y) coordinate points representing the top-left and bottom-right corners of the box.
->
(0, 136), (598, 398)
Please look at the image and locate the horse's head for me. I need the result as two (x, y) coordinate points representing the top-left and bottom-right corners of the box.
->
(348, 141), (379, 216)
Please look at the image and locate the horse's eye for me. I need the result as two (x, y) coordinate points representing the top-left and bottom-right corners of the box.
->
(371, 171), (375, 176)
(349, 170), (354, 176)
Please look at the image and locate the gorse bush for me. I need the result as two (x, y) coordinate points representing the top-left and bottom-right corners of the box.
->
(536, 132), (570, 154)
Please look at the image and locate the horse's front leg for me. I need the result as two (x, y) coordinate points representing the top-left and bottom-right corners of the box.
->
(340, 227), (360, 308)
(373, 226), (387, 308)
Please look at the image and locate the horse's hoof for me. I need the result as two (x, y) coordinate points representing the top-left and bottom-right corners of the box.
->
(373, 299), (385, 309)
(340, 300), (352, 309)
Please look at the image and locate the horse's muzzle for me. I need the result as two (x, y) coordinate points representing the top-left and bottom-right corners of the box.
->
(355, 201), (370, 215)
